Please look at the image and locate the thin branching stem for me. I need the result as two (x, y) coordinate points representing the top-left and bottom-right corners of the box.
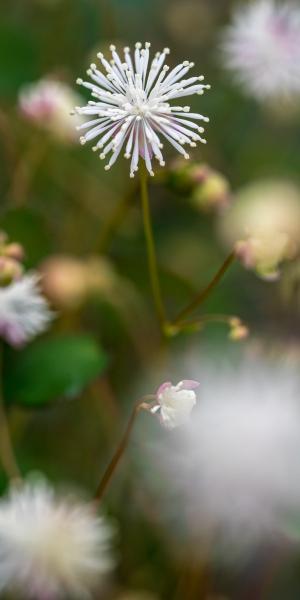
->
(0, 346), (21, 482)
(94, 395), (155, 504)
(172, 252), (235, 325)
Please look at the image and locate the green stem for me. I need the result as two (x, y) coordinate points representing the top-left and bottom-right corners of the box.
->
(0, 346), (21, 481)
(140, 167), (166, 330)
(177, 313), (235, 330)
(94, 396), (154, 504)
(172, 252), (235, 325)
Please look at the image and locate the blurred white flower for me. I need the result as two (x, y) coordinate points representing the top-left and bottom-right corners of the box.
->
(219, 180), (300, 279)
(156, 361), (300, 553)
(0, 478), (115, 599)
(152, 379), (199, 429)
(221, 0), (300, 102)
(19, 78), (83, 143)
(0, 274), (53, 347)
(75, 43), (210, 177)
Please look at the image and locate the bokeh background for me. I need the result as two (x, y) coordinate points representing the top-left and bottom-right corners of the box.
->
(1, 0), (300, 598)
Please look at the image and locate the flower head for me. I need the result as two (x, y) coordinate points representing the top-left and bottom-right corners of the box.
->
(0, 273), (53, 347)
(19, 78), (83, 143)
(0, 478), (115, 599)
(221, 0), (300, 102)
(74, 43), (210, 177)
(152, 379), (199, 429)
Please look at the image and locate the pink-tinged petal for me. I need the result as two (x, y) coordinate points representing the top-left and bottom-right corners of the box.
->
(156, 381), (172, 398)
(179, 379), (200, 390)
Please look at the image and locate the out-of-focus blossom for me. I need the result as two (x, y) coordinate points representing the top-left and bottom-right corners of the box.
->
(75, 43), (210, 177)
(40, 255), (117, 309)
(19, 78), (83, 143)
(0, 477), (115, 599)
(155, 361), (300, 554)
(228, 317), (249, 341)
(0, 273), (53, 347)
(221, 0), (300, 102)
(151, 380), (199, 429)
(219, 180), (300, 279)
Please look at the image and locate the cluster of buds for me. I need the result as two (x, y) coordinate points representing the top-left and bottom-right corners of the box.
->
(0, 233), (24, 287)
(228, 317), (249, 341)
(169, 160), (230, 212)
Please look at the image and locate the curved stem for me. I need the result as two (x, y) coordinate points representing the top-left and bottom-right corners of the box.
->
(97, 182), (137, 253)
(94, 395), (154, 504)
(140, 167), (166, 330)
(0, 346), (21, 481)
(172, 252), (235, 325)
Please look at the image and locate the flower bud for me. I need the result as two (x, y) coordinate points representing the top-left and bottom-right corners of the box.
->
(191, 166), (230, 212)
(4, 243), (24, 262)
(0, 257), (23, 286)
(228, 317), (249, 341)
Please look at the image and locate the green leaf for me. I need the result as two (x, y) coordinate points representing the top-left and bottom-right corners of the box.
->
(4, 335), (108, 407)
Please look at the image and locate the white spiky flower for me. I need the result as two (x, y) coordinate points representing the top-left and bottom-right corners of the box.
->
(0, 478), (115, 599)
(0, 274), (53, 347)
(74, 43), (210, 177)
(221, 0), (300, 102)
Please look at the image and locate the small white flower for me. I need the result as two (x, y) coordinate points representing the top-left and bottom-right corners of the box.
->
(74, 43), (210, 177)
(19, 78), (83, 143)
(0, 274), (53, 347)
(221, 0), (300, 102)
(152, 379), (199, 429)
(0, 478), (115, 599)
